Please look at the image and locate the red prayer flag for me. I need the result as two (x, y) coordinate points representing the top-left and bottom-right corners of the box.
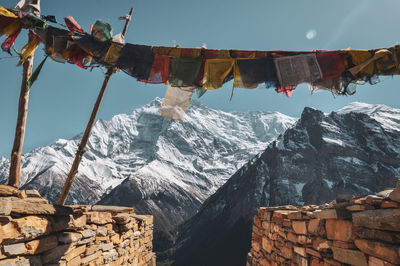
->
(276, 86), (295, 97)
(67, 45), (90, 69)
(64, 16), (86, 34)
(142, 55), (170, 84)
(1, 28), (22, 55)
(316, 50), (346, 80)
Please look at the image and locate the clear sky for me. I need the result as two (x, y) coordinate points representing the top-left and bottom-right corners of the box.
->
(1, 0), (400, 157)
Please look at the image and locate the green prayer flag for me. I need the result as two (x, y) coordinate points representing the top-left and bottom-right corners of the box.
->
(170, 58), (202, 87)
(26, 55), (48, 91)
(92, 20), (113, 42)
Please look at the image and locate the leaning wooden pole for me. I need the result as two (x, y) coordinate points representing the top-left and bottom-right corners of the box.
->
(8, 0), (40, 187)
(57, 8), (134, 205)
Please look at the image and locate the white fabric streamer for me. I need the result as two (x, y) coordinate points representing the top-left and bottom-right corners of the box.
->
(13, 0), (41, 14)
(159, 85), (194, 121)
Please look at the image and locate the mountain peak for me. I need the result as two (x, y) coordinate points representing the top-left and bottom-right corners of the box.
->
(171, 102), (400, 266)
(137, 97), (163, 113)
(299, 106), (325, 127)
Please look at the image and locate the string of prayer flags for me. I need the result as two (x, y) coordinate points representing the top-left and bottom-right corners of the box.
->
(3, 5), (400, 121)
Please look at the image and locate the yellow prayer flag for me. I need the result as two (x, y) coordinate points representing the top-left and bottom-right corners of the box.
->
(0, 6), (18, 18)
(17, 38), (41, 65)
(204, 59), (234, 90)
(233, 60), (258, 89)
(342, 50), (374, 76)
(104, 43), (122, 65)
(0, 20), (22, 37)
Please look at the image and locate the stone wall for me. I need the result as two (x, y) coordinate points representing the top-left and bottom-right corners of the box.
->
(247, 181), (400, 266)
(0, 185), (155, 265)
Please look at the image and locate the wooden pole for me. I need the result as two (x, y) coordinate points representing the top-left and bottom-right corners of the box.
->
(8, 0), (40, 188)
(57, 8), (134, 205)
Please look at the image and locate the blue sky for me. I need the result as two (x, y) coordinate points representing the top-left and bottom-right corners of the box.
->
(1, 0), (400, 157)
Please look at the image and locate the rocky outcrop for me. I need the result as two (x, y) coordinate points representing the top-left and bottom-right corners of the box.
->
(0, 185), (155, 265)
(170, 103), (400, 266)
(247, 181), (400, 265)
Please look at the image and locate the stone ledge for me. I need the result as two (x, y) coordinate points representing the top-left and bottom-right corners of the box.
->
(247, 182), (400, 266)
(0, 188), (154, 266)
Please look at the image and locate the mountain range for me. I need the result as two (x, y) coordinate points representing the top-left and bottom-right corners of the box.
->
(3, 99), (399, 265)
(169, 102), (400, 266)
(0, 97), (296, 250)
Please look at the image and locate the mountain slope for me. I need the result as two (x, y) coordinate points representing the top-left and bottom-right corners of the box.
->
(171, 102), (400, 266)
(0, 98), (296, 250)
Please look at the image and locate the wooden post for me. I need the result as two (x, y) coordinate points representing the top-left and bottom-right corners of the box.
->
(8, 0), (40, 188)
(57, 8), (134, 205)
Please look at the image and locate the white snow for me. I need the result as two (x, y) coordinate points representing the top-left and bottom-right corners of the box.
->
(294, 182), (305, 195)
(338, 102), (400, 133)
(337, 156), (364, 165)
(324, 179), (334, 189)
(0, 98), (296, 204)
(323, 137), (343, 146)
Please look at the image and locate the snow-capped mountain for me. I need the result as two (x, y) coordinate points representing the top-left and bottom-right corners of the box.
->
(0, 97), (296, 248)
(170, 102), (400, 266)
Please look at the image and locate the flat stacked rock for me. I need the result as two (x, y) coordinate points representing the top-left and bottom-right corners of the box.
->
(247, 180), (400, 266)
(0, 185), (155, 265)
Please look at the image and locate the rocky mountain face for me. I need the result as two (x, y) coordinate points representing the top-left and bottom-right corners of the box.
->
(170, 102), (400, 266)
(0, 98), (296, 251)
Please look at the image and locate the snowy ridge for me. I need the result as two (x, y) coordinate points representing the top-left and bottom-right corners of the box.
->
(0, 97), (295, 209)
(337, 102), (400, 133)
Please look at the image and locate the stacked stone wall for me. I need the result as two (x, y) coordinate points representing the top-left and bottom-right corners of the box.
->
(247, 181), (400, 266)
(0, 185), (155, 265)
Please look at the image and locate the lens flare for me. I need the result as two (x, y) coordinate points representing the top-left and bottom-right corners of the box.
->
(306, 29), (317, 40)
